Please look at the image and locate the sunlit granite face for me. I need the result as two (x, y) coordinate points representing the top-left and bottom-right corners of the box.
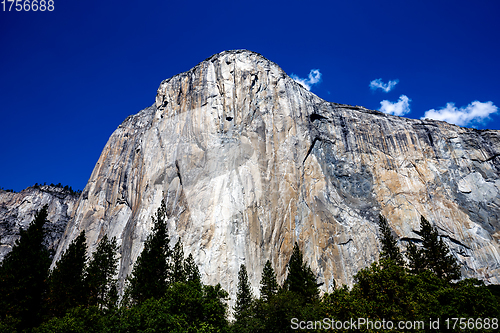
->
(53, 50), (500, 305)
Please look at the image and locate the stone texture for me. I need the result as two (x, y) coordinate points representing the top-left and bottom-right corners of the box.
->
(0, 186), (79, 261)
(54, 50), (500, 304)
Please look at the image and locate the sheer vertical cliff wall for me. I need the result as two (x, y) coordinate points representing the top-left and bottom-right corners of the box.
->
(54, 50), (500, 301)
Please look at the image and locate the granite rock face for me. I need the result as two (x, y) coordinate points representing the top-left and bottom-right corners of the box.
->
(0, 186), (79, 261)
(54, 50), (500, 302)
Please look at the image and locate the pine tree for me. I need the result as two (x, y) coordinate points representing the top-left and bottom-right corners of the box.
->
(46, 231), (88, 318)
(126, 199), (171, 304)
(420, 216), (461, 281)
(172, 239), (186, 283)
(184, 253), (201, 284)
(0, 206), (51, 330)
(378, 215), (404, 266)
(260, 260), (279, 302)
(407, 216), (461, 281)
(406, 241), (426, 275)
(235, 264), (253, 321)
(283, 242), (320, 303)
(85, 234), (119, 308)
(106, 281), (119, 310)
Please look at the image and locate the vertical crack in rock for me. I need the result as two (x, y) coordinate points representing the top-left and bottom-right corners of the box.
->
(175, 161), (183, 186)
(303, 137), (320, 164)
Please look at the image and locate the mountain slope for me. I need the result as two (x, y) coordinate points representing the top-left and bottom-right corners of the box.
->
(54, 50), (500, 302)
(0, 185), (79, 261)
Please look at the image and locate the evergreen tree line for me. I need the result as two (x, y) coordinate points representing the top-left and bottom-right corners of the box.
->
(0, 183), (82, 195)
(230, 215), (500, 332)
(0, 206), (120, 332)
(0, 200), (228, 332)
(1, 202), (499, 332)
(33, 183), (82, 196)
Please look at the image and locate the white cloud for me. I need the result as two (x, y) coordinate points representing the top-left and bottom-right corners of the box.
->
(291, 69), (322, 91)
(421, 101), (498, 127)
(379, 95), (411, 116)
(370, 78), (399, 92)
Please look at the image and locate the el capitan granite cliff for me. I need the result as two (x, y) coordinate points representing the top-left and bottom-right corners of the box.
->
(44, 50), (500, 302)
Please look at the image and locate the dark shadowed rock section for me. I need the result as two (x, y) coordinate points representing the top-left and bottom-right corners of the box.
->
(0, 185), (79, 261)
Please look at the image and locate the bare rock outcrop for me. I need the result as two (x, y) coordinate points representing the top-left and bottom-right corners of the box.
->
(0, 185), (79, 261)
(54, 50), (500, 303)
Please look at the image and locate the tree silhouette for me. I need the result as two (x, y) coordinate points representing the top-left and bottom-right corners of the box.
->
(283, 242), (320, 303)
(46, 231), (88, 318)
(406, 241), (426, 274)
(378, 215), (404, 266)
(171, 239), (186, 283)
(125, 199), (171, 304)
(407, 216), (461, 281)
(184, 253), (201, 284)
(260, 260), (279, 302)
(85, 234), (119, 308)
(235, 264), (253, 321)
(0, 206), (51, 329)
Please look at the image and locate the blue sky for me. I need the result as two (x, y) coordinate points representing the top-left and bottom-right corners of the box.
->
(1, 0), (499, 192)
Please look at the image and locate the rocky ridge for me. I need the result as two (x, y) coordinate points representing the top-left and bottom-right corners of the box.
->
(53, 50), (500, 303)
(0, 185), (79, 261)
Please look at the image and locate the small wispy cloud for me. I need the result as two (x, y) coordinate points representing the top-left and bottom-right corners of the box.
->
(421, 101), (498, 127)
(370, 78), (399, 93)
(291, 69), (322, 91)
(379, 95), (411, 116)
